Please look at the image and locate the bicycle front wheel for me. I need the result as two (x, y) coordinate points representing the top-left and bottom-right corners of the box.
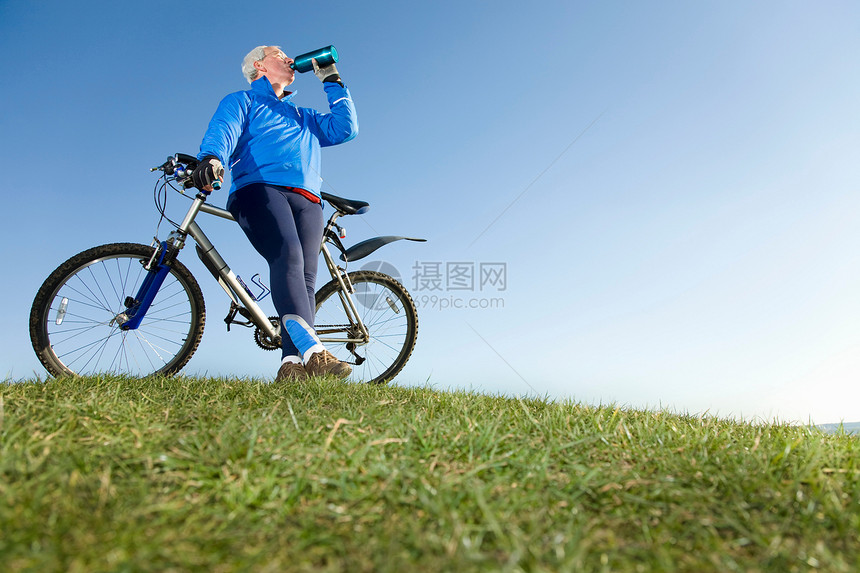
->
(29, 243), (206, 377)
(314, 270), (417, 384)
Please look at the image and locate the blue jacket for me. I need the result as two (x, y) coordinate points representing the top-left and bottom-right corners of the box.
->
(198, 76), (358, 198)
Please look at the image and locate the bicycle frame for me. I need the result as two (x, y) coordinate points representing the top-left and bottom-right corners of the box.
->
(124, 190), (370, 348)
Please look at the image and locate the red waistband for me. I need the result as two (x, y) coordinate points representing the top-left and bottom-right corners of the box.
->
(285, 186), (321, 204)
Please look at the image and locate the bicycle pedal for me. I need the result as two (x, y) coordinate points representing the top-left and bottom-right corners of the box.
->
(224, 304), (254, 331)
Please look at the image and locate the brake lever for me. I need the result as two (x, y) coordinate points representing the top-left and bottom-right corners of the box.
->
(151, 156), (177, 175)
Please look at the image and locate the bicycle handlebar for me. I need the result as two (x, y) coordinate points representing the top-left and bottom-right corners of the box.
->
(152, 153), (221, 192)
(175, 153), (198, 165)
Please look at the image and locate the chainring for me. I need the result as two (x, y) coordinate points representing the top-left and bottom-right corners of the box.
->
(254, 316), (281, 351)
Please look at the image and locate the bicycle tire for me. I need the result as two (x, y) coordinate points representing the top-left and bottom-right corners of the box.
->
(29, 242), (206, 377)
(314, 270), (417, 384)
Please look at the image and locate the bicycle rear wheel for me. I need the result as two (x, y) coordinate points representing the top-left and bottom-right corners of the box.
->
(314, 270), (417, 384)
(29, 243), (206, 377)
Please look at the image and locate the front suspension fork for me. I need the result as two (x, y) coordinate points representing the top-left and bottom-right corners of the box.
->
(117, 240), (177, 331)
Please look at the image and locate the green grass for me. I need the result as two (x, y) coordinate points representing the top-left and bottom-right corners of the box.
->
(1, 376), (858, 572)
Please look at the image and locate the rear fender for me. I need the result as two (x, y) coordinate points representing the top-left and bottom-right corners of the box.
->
(341, 236), (426, 262)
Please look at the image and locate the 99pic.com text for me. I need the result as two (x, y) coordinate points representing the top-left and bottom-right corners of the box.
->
(415, 294), (505, 311)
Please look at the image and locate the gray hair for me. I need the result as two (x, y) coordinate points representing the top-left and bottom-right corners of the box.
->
(241, 45), (279, 83)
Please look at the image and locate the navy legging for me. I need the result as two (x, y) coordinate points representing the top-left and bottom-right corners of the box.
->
(227, 183), (324, 358)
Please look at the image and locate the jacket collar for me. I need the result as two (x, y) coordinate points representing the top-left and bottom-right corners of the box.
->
(251, 76), (297, 102)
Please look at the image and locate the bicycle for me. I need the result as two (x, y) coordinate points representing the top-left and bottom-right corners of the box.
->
(29, 153), (423, 384)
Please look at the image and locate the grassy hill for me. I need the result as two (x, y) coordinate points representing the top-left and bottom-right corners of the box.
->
(1, 376), (858, 572)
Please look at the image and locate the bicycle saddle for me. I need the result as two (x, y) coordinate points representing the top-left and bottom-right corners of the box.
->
(321, 192), (369, 215)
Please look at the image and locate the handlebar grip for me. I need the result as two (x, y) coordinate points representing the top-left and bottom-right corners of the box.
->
(175, 153), (198, 165)
(212, 166), (224, 191)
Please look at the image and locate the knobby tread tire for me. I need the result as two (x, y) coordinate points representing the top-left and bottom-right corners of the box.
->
(29, 243), (206, 377)
(315, 270), (418, 384)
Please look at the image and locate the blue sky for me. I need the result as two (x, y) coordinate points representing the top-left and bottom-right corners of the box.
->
(2, 1), (859, 425)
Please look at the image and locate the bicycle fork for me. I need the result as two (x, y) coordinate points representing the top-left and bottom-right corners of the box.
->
(113, 240), (177, 330)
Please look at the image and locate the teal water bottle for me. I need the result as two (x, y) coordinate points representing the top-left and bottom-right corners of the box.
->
(290, 45), (339, 73)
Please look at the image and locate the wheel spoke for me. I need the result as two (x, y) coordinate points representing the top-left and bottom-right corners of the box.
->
(315, 271), (417, 384)
(31, 244), (205, 377)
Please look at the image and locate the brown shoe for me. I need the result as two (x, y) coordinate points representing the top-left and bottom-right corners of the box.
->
(275, 361), (308, 383)
(305, 350), (352, 379)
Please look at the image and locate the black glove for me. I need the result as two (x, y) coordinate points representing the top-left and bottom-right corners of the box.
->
(312, 58), (342, 86)
(191, 156), (224, 191)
